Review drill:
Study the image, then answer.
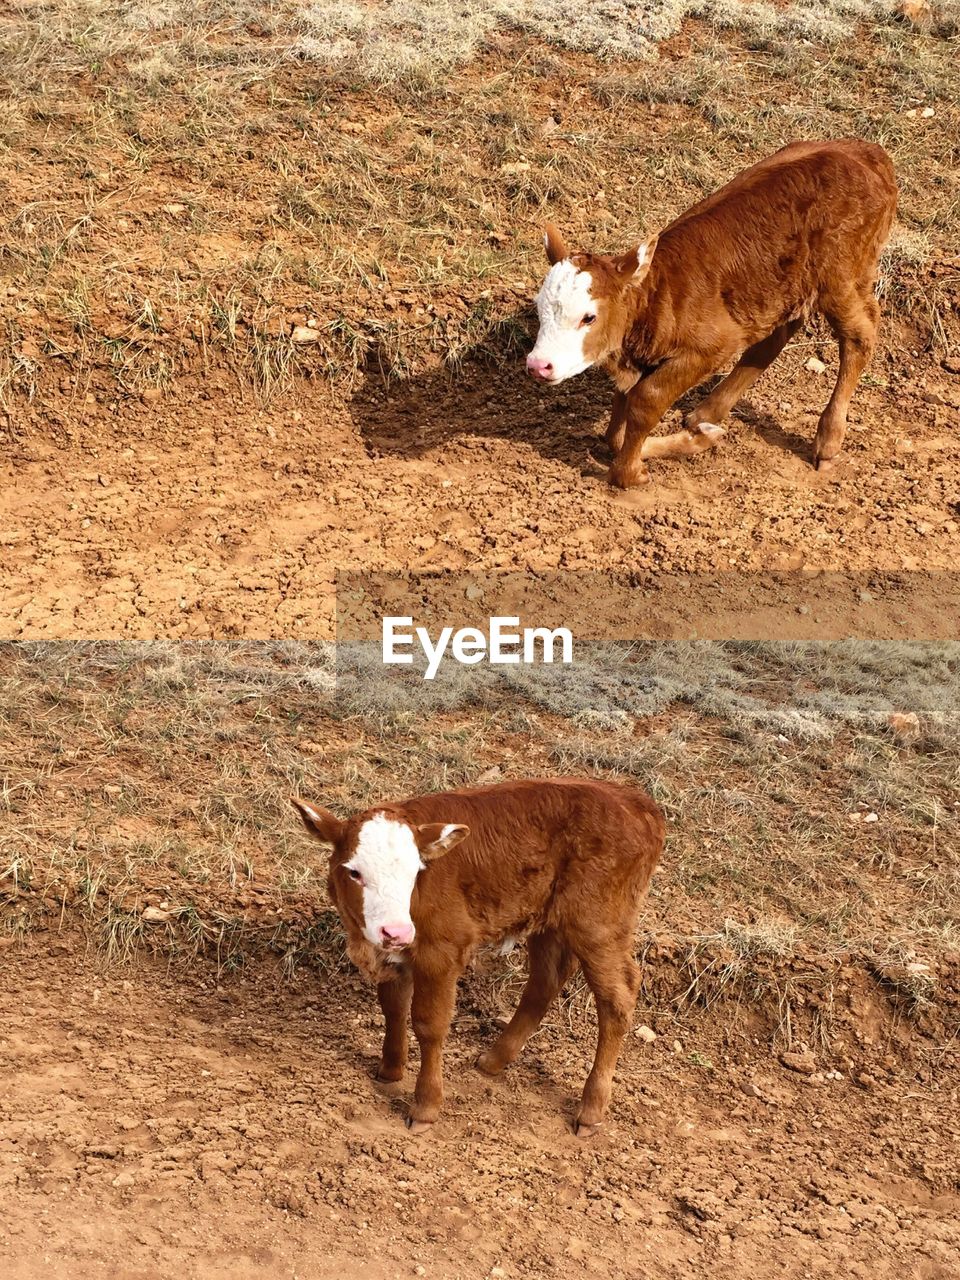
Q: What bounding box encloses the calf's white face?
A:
[347,813,424,950]
[527,260,598,384]
[292,797,470,957]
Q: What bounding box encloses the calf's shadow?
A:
[348,319,811,474]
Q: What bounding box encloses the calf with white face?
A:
[291,801,466,956]
[528,140,899,487]
[292,776,663,1137]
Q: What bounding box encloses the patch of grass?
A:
[2,1,958,402]
[0,640,956,1000]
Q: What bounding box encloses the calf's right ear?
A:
[543,223,568,266]
[291,797,344,846]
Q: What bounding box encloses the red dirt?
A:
[2,938,958,1279]
[4,333,960,638]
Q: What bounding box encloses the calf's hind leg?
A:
[575,946,641,1137]
[814,289,879,470]
[686,318,803,431]
[476,930,578,1076]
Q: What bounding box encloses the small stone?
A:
[672,1040,683,1054]
[103,784,122,797]
[141,387,161,404]
[142,906,172,923]
[112,1171,136,1189]
[635,1025,656,1044]
[888,711,920,741]
[863,812,879,823]
[780,1050,817,1075]
[291,325,321,344]
[805,356,827,374]
[854,1070,876,1090]
[740,1081,763,1099]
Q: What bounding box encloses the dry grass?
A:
[1,641,957,1002]
[1,1,957,404]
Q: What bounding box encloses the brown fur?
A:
[546,139,897,487]
[293,777,664,1135]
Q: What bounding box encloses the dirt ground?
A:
[2,937,958,1280]
[4,340,960,638]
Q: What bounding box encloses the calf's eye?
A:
[347,868,362,883]
[582,313,596,326]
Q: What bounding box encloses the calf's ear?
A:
[614,233,659,283]
[291,797,345,846]
[415,823,470,861]
[543,222,568,266]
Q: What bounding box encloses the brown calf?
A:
[292,777,663,1135]
[527,139,897,488]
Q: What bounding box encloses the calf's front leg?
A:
[605,390,628,454]
[610,354,718,489]
[376,968,413,1082]
[408,963,460,1133]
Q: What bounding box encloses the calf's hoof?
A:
[405,1115,435,1135]
[574,1119,601,1140]
[608,460,650,490]
[678,421,726,455]
[377,1062,405,1083]
[813,421,842,472]
[475,1048,506,1076]
[689,422,725,452]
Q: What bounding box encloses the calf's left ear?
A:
[415,823,470,860]
[614,234,659,283]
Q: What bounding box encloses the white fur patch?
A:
[348,813,424,948]
[530,261,596,382]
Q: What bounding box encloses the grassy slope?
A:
[2,642,957,1017]
[1,1,958,406]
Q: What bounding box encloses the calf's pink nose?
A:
[526,354,553,380]
[380,922,414,947]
